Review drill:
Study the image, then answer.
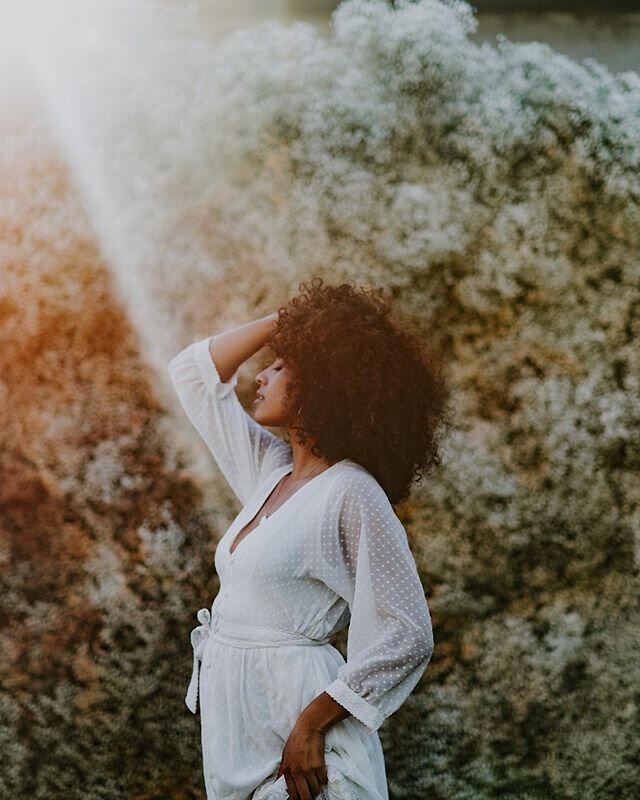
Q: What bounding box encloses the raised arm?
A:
[167,313,293,506]
[205,312,279,384]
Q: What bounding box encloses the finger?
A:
[293,773,313,800]
[316,766,329,788]
[283,774,298,800]
[306,772,322,798]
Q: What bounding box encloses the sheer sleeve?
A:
[319,471,435,735]
[167,335,292,506]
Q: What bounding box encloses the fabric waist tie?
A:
[185,607,332,714]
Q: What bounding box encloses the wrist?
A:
[263,312,278,334]
[296,713,327,735]
[297,692,350,735]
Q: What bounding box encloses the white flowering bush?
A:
[1,0,638,797]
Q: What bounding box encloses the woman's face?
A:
[252,356,293,428]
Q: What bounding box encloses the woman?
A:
[168,278,452,800]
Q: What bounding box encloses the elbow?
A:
[167,354,180,377]
[415,628,435,664]
[168,350,188,384]
[167,361,180,390]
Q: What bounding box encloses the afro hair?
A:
[267,277,453,506]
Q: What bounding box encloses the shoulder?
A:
[326,461,408,559]
[329,460,396,518]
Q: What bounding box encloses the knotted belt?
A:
[185,607,332,714]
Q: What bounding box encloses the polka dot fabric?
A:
[168,336,435,800]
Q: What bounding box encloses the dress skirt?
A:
[190,608,389,800]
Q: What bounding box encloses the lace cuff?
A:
[324,678,385,735]
[192,337,238,399]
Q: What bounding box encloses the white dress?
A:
[167,336,435,800]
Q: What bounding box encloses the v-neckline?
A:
[228,458,349,557]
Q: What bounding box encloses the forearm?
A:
[208,312,278,384]
[297,691,351,735]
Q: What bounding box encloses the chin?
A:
[253,406,270,424]
[254,407,283,428]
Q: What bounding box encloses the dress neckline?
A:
[228,458,350,557]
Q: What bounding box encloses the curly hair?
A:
[267,277,454,506]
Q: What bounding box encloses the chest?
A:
[220,505,334,591]
[219,462,349,573]
[233,490,280,550]
[229,511,268,555]
[228,475,293,555]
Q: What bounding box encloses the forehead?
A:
[267,346,283,361]
[261,349,283,366]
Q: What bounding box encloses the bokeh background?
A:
[1,1,639,798]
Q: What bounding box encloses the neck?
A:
[287,440,334,480]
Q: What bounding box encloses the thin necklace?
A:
[262,460,330,520]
